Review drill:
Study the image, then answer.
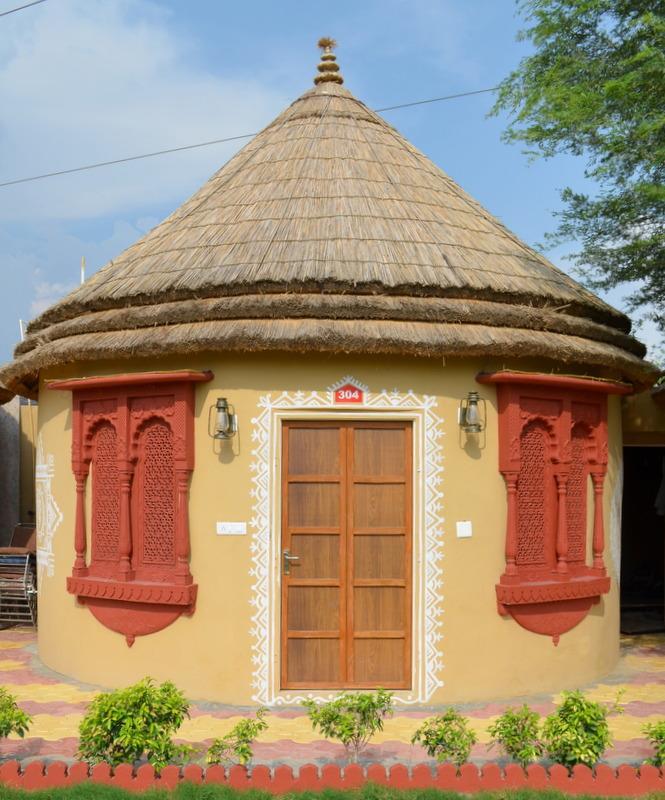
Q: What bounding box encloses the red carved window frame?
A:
[49,371,213,646]
[477,372,631,643]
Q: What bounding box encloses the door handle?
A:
[283,548,300,575]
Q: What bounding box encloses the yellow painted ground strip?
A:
[3,633,665,746]
[0,659,29,670]
[19,711,664,745]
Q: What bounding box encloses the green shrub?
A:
[302,689,394,762]
[644,719,665,766]
[78,677,190,769]
[0,687,31,739]
[541,689,620,768]
[207,708,268,766]
[411,708,477,767]
[487,704,543,768]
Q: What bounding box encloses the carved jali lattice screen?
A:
[136,421,176,568]
[90,423,120,562]
[566,425,589,564]
[516,422,550,568]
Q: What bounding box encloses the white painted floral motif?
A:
[35,434,63,584]
[249,377,445,705]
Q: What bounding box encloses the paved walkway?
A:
[0,628,663,767]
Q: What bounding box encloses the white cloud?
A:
[30,278,77,318]
[0,0,289,221]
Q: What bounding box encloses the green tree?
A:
[493,1,665,337]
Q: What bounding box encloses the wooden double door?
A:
[281,420,412,689]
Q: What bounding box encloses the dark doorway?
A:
[621,447,665,633]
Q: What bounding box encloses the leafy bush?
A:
[207,708,268,766]
[0,687,31,739]
[303,689,394,762]
[644,720,665,767]
[411,708,477,767]
[78,677,190,769]
[542,690,621,768]
[487,704,543,768]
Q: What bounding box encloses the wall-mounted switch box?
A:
[216,521,247,536]
[456,520,472,539]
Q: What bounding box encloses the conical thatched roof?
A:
[2,42,657,396]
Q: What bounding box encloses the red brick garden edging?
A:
[1,761,665,795]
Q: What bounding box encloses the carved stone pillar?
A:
[591,471,606,573]
[555,472,569,574]
[118,465,134,579]
[503,471,519,576]
[73,466,89,576]
[175,468,192,584]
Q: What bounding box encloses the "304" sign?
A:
[333,383,364,404]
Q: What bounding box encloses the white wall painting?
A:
[35,434,63,584]
[249,377,445,705]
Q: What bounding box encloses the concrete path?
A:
[1,628,663,767]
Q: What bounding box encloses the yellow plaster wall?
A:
[36,353,621,705]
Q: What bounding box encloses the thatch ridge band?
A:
[1,317,657,397]
[16,294,645,360]
[26,282,632,335]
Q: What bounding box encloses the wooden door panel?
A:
[353,639,404,683]
[354,535,405,579]
[282,420,411,689]
[288,427,341,475]
[288,483,340,528]
[288,639,341,683]
[353,484,406,529]
[287,587,340,630]
[290,534,340,579]
[354,428,406,475]
[354,587,406,631]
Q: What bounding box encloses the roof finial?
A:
[315,37,343,85]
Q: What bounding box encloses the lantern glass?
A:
[460,391,484,434]
[214,397,236,439]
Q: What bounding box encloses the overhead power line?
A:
[0,0,47,18]
[374,86,498,113]
[0,86,499,189]
[0,133,264,188]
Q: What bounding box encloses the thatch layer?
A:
[3,318,656,396]
[16,294,645,358]
[3,78,655,392]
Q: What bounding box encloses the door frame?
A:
[280,419,414,691]
[248,385,445,706]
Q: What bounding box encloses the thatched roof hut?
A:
[28,41,657,706]
[1,41,656,396]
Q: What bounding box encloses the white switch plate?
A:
[216,521,247,536]
[456,520,472,539]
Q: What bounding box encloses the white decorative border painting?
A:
[35,433,63,585]
[249,377,445,705]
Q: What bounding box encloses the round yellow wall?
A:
[35,352,621,705]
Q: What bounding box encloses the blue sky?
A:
[0,0,656,363]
